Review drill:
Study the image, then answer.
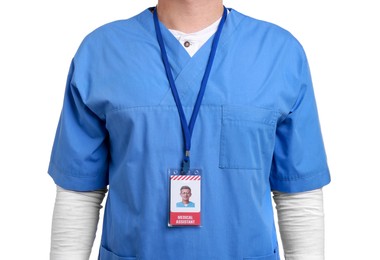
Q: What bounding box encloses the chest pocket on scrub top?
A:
[219,106,277,170]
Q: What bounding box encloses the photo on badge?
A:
[168,169,201,227]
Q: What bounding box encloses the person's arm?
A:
[273,188,325,260]
[50,185,107,260]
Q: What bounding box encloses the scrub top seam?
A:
[271,167,329,182]
[49,160,107,178]
[218,11,248,51]
[103,104,223,118]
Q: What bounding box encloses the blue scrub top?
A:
[49,8,330,260]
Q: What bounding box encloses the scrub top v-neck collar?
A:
[136,8,244,106]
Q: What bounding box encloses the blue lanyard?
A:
[153,7,227,173]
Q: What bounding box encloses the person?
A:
[49,0,331,259]
[176,186,195,207]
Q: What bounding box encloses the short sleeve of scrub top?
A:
[269,49,330,193]
[48,57,109,191]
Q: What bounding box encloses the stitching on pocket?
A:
[243,248,278,259]
[99,245,137,260]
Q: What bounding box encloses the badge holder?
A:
[168,169,202,227]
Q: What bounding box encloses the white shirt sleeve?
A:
[273,188,325,260]
[50,185,107,260]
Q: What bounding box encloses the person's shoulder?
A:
[72,8,152,59]
[231,8,303,50]
[231,9,293,37]
[78,9,151,48]
[90,11,146,38]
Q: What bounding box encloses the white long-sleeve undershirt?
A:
[50,186,107,260]
[273,189,325,260]
[168,16,221,57]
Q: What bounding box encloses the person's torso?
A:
[73,8,303,260]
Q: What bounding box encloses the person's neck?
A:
[156,0,224,33]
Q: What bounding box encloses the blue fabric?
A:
[176,201,195,208]
[48,8,330,260]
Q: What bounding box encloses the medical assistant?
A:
[49,8,330,260]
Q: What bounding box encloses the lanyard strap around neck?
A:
[153,7,227,173]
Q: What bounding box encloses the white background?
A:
[0,0,379,259]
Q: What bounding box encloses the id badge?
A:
[168,169,202,227]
